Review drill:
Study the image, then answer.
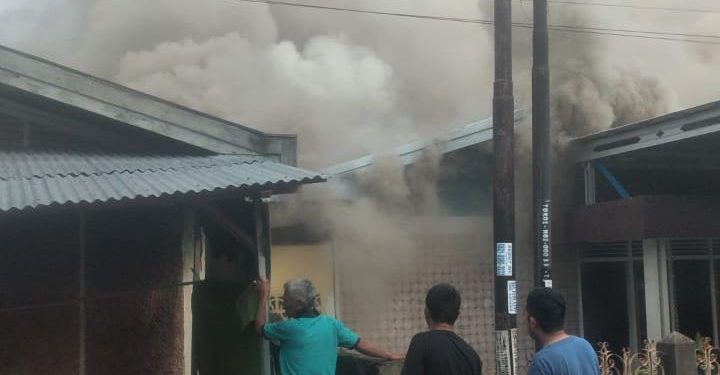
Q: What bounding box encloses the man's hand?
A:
[356,339,404,362]
[256,278,271,298]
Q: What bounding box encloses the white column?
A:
[255,201,271,375]
[643,238,672,340]
[583,162,596,206]
[182,209,196,375]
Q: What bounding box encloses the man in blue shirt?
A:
[255,278,402,375]
[526,288,599,375]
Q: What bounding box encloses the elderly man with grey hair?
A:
[255,278,401,375]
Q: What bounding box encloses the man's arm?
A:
[355,339,404,361]
[527,357,550,375]
[254,278,271,337]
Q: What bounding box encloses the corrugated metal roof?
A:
[322,110,526,176]
[570,100,720,162]
[0,151,324,212]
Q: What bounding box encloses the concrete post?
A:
[644,238,672,341]
[657,332,696,375]
[182,209,196,375]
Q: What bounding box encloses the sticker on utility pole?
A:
[496,243,513,276]
[495,330,511,375]
[544,279,553,288]
[541,200,552,282]
[510,328,519,375]
[507,280,517,315]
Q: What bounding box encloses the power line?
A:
[547,24,720,40]
[537,0,720,15]
[547,26,720,45]
[235,0,720,45]
[237,0,495,25]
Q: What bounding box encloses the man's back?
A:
[528,336,599,375]
[401,330,482,375]
[263,315,360,375]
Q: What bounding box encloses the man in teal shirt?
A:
[255,278,401,375]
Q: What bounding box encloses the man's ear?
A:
[528,316,538,329]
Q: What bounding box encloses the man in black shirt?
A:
[401,283,483,375]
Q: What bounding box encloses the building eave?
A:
[322,110,526,176]
[570,100,720,163]
[0,45,298,165]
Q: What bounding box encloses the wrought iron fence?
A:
[597,341,663,375]
[697,338,720,375]
[597,337,720,375]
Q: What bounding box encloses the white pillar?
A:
[643,238,672,340]
[182,209,196,375]
[583,162,596,206]
[255,201,271,375]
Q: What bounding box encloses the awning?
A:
[0,150,324,212]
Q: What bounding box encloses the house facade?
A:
[565,100,720,352]
[269,113,543,374]
[0,45,323,375]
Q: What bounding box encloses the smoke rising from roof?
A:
[1,0,717,164]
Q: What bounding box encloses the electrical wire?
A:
[234,0,720,45]
[538,0,720,15]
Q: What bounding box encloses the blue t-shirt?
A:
[263,315,360,375]
[528,336,599,375]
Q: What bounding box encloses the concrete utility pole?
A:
[492,0,517,373]
[532,0,552,289]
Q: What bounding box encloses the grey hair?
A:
[283,278,318,311]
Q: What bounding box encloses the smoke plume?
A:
[544,8,679,142]
[2,0,716,161]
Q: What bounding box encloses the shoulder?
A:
[324,315,350,329]
[408,331,435,349]
[264,318,299,334]
[410,331,436,343]
[266,319,293,328]
[320,315,342,324]
[326,316,358,335]
[263,319,299,341]
[542,336,597,360]
[569,336,597,351]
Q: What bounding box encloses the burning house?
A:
[269,111,541,374]
[0,45,324,375]
[270,99,720,373]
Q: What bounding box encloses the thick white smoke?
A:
[115,32,405,167]
[0,0,497,167]
[2,0,716,164]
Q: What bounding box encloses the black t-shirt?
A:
[401,330,483,375]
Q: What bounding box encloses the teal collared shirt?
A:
[263,315,360,375]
